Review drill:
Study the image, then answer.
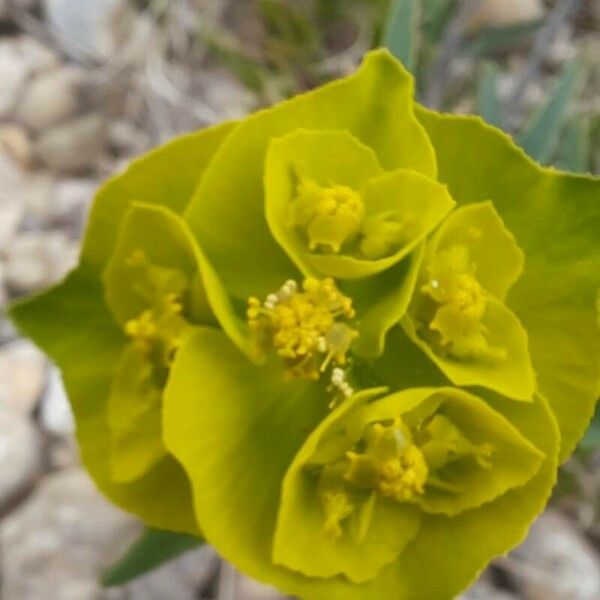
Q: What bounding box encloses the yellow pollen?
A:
[344,418,428,503]
[125,291,189,368]
[288,180,365,253]
[247,278,357,380]
[420,243,504,361]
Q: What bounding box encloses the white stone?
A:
[460,576,518,599]
[0,147,55,227]
[40,366,75,435]
[0,124,34,169]
[17,67,81,131]
[0,198,24,253]
[0,468,140,600]
[51,177,96,229]
[0,36,59,118]
[0,401,42,512]
[35,113,106,174]
[508,510,600,600]
[470,0,545,30]
[0,338,47,415]
[44,0,135,61]
[0,41,29,118]
[236,572,288,600]
[4,230,78,293]
[0,261,6,308]
[106,546,220,600]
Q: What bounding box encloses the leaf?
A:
[9,271,198,534]
[402,202,534,402]
[555,117,591,173]
[184,49,436,302]
[416,106,600,460]
[273,390,421,584]
[265,129,453,280]
[579,405,600,451]
[102,527,203,587]
[465,19,543,58]
[164,324,559,599]
[518,60,585,164]
[382,0,422,72]
[80,120,236,276]
[422,0,453,45]
[476,63,505,129]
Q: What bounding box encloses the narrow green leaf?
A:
[465,19,543,57]
[555,117,591,173]
[579,405,600,451]
[101,527,203,587]
[422,0,453,44]
[518,60,584,164]
[383,0,422,72]
[476,63,505,129]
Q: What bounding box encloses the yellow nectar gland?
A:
[288,180,365,254]
[123,250,190,369]
[247,278,357,381]
[421,243,505,361]
[344,419,428,503]
[321,491,355,539]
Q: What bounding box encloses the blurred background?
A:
[0,0,598,598]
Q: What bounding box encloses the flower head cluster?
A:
[10,50,600,600]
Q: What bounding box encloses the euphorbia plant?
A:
[10,50,600,599]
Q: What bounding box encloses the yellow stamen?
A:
[344,418,428,503]
[247,278,357,381]
[288,180,365,254]
[420,243,504,361]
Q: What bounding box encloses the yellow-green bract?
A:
[10,49,600,600]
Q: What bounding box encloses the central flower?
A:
[247,277,358,381]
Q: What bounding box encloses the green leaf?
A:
[518,60,584,164]
[164,324,559,599]
[555,117,591,173]
[416,106,600,460]
[103,203,249,354]
[476,63,505,129]
[402,202,534,402]
[9,271,198,533]
[579,404,600,451]
[80,120,236,277]
[102,527,203,587]
[107,346,167,483]
[383,0,422,72]
[343,387,544,515]
[265,128,453,281]
[422,0,453,45]
[184,49,436,301]
[348,246,423,358]
[465,19,543,58]
[273,390,421,584]
[163,328,332,596]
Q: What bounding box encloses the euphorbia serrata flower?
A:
[10,50,600,600]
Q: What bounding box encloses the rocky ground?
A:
[0,1,599,599]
